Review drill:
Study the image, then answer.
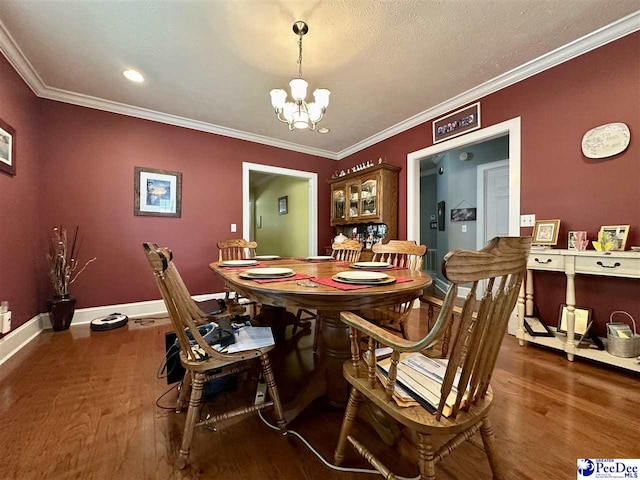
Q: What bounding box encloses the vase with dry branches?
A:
[47,226,96,331]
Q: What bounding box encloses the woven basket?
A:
[606,311,640,358]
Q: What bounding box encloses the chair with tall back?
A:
[293,239,364,352]
[333,236,531,479]
[361,240,427,338]
[143,243,286,469]
[217,238,258,315]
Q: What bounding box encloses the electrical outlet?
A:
[231,223,237,233]
[520,214,536,227]
[1,311,11,334]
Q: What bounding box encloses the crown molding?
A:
[336,11,640,159]
[1,12,637,162]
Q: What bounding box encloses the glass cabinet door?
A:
[349,184,359,219]
[360,179,377,216]
[332,186,346,222]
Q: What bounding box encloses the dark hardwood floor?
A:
[1,305,638,480]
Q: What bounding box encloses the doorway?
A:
[242,162,318,256]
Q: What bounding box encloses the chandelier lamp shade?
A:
[270,21,330,131]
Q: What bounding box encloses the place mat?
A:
[311,276,413,291]
[253,273,314,284]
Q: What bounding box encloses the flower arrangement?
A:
[47,226,96,296]
[592,230,615,252]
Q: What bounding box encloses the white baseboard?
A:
[0,292,225,366]
[0,313,49,367]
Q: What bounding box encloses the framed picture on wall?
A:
[0,116,16,176]
[278,195,288,215]
[134,166,182,217]
[437,201,445,231]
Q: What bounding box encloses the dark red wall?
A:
[0,55,48,335]
[36,102,336,310]
[340,32,640,334]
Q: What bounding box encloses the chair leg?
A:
[176,371,192,413]
[176,371,205,470]
[334,387,363,466]
[260,354,287,431]
[417,432,437,480]
[480,415,504,479]
[313,314,322,353]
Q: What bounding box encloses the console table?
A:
[515,249,640,372]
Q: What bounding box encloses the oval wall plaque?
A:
[581,122,630,159]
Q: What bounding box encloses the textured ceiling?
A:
[0,1,638,158]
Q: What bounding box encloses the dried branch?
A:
[47,226,96,296]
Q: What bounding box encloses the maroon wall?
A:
[340,33,640,334]
[36,102,337,311]
[0,56,48,336]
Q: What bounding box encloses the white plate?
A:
[352,261,391,269]
[305,256,334,261]
[631,246,640,251]
[239,271,296,280]
[242,268,294,277]
[332,274,396,286]
[254,255,281,260]
[336,271,389,281]
[221,259,258,267]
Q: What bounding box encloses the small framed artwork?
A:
[599,225,630,251]
[437,201,446,231]
[134,166,182,217]
[433,102,481,144]
[451,208,477,222]
[532,219,561,246]
[568,231,588,251]
[523,316,554,337]
[557,304,592,339]
[0,116,16,176]
[278,195,288,215]
[430,221,437,229]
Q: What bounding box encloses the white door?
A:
[477,160,509,249]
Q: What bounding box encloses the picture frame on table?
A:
[523,316,554,337]
[599,225,630,251]
[557,304,592,339]
[532,219,561,246]
[134,166,182,217]
[568,231,588,251]
[278,195,288,215]
[0,116,16,176]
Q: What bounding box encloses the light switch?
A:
[520,214,536,227]
[231,223,237,232]
[462,225,467,233]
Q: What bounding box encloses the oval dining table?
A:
[209,258,432,422]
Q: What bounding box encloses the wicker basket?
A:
[606,311,640,358]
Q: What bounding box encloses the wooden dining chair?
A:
[143,243,286,469]
[293,240,364,352]
[361,240,427,338]
[334,236,531,479]
[217,238,258,316]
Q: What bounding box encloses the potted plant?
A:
[47,226,96,331]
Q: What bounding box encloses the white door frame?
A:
[477,159,510,250]
[407,117,521,242]
[242,162,318,255]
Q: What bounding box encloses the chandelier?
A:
[269,21,330,131]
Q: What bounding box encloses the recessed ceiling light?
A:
[123,69,145,83]
[318,127,330,134]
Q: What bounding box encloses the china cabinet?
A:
[329,164,400,255]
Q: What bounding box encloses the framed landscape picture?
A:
[134,166,182,217]
[0,116,16,176]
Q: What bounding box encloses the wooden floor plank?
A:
[1,307,638,479]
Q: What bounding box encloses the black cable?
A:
[155,383,179,410]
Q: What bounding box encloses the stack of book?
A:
[375,350,466,417]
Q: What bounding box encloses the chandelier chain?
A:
[297,35,303,78]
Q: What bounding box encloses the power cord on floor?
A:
[257,409,419,480]
[155,383,179,410]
